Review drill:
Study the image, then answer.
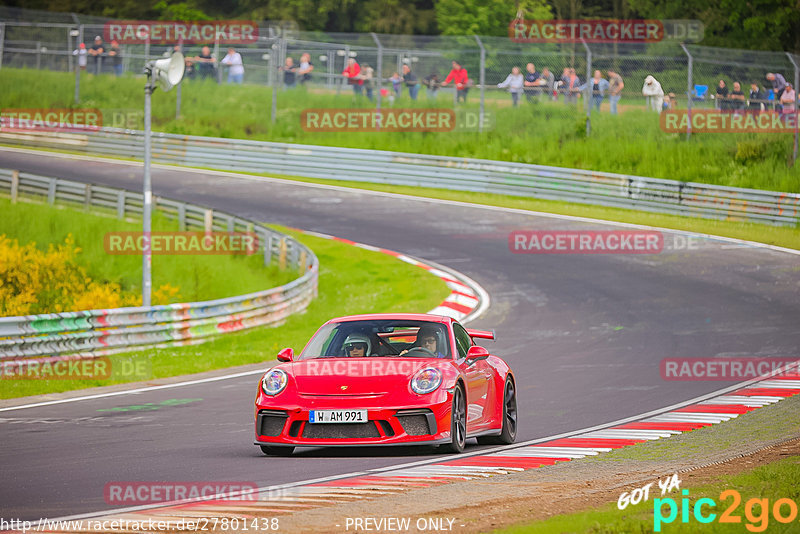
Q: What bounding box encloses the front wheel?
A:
[260,445,294,456]
[441,384,466,453]
[477,377,517,445]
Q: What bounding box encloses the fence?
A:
[1,13,797,150]
[0,168,319,359]
[1,128,797,227]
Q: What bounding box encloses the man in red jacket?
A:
[441,60,469,103]
[343,58,363,96]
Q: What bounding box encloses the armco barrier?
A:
[0,168,318,359]
[1,128,799,226]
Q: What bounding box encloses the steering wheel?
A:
[402,347,437,358]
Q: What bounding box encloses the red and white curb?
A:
[291,228,489,324]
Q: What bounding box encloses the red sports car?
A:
[254,313,517,455]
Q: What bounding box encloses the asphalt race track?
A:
[2,149,799,521]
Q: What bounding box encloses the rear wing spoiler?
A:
[466,328,495,341]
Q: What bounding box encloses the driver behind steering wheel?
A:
[400,326,446,358]
[343,333,371,357]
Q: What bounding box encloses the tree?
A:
[435,0,552,36]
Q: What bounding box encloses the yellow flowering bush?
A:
[0,234,181,316]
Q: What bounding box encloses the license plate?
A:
[309,410,367,423]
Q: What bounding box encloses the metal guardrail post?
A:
[786,52,799,166]
[83,183,91,209]
[681,44,693,140]
[204,209,214,233]
[278,237,287,270]
[178,203,186,230]
[371,33,383,124]
[117,190,125,218]
[10,170,19,203]
[47,178,56,205]
[474,35,486,133]
[581,39,591,137]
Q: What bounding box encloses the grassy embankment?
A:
[1,67,798,193]
[0,198,450,399]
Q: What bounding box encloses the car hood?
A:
[290,358,435,396]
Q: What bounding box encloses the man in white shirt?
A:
[221,47,244,84]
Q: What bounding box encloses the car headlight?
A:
[411,367,442,394]
[262,369,288,396]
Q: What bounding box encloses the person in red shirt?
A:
[441,60,469,103]
[343,58,363,96]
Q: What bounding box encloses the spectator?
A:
[72,43,87,71]
[779,83,796,115]
[441,60,469,103]
[664,93,677,110]
[562,68,581,104]
[108,40,123,76]
[402,64,420,100]
[389,72,403,98]
[581,70,609,111]
[297,53,314,84]
[281,57,297,88]
[360,63,375,100]
[221,47,244,84]
[523,62,541,102]
[748,82,766,112]
[88,36,105,75]
[729,81,746,111]
[194,46,216,81]
[715,79,729,110]
[642,75,664,112]
[766,72,787,110]
[423,73,440,100]
[498,66,524,107]
[536,67,555,100]
[342,58,363,96]
[608,70,624,114]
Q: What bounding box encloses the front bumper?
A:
[254,397,452,447]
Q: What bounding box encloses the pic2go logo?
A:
[654,489,800,532]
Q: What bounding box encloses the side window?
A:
[453,323,472,360]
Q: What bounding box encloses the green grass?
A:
[0,197,293,303]
[0,228,451,399]
[1,67,798,193]
[499,455,800,533]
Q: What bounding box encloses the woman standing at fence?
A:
[498,66,524,107]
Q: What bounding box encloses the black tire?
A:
[260,445,295,456]
[477,377,517,445]
[441,384,466,453]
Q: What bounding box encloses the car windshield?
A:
[299,319,451,360]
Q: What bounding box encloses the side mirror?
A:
[466,345,489,361]
[277,347,294,362]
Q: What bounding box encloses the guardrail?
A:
[1,128,798,226]
[0,168,318,359]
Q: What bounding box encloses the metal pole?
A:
[787,52,799,165]
[67,27,73,72]
[74,25,83,103]
[581,40,591,136]
[271,39,279,124]
[0,23,5,71]
[214,36,221,84]
[143,82,153,307]
[371,33,382,123]
[474,35,486,133]
[681,44,693,140]
[175,42,182,120]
